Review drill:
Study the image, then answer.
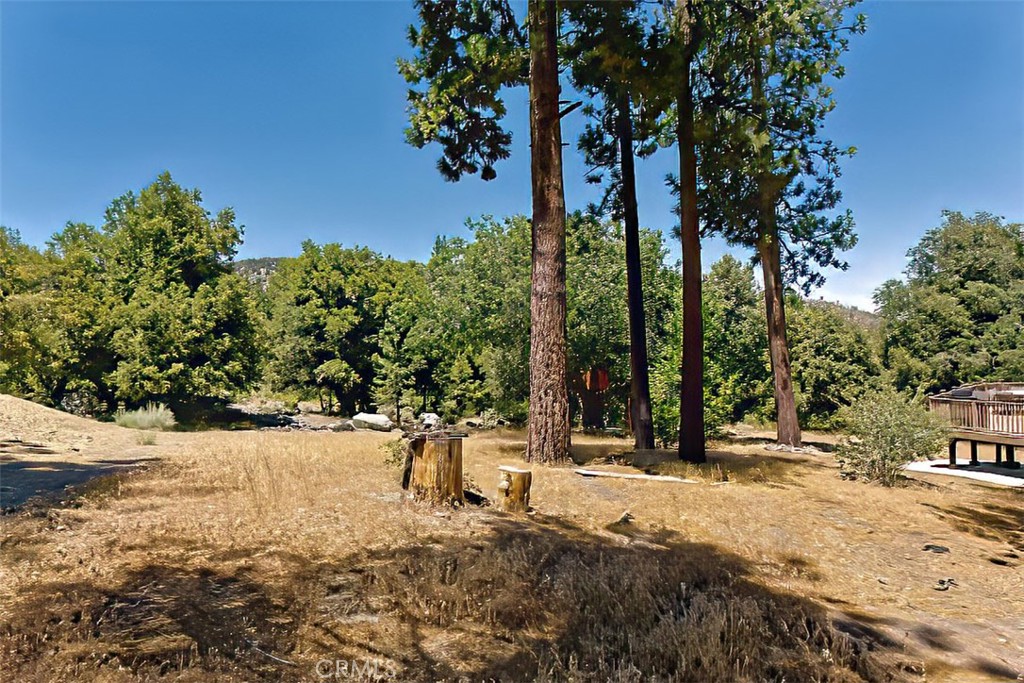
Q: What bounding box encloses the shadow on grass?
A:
[922,499,1024,553]
[0,458,153,510]
[627,448,823,486]
[720,432,838,453]
[492,439,634,467]
[1,509,948,683]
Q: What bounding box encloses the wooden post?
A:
[970,440,979,466]
[948,439,957,467]
[497,466,532,513]
[409,435,465,506]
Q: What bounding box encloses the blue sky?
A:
[2,1,1022,311]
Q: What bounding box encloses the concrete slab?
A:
[904,459,1024,488]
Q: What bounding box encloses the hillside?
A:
[0,394,127,453]
[807,297,881,329]
[233,257,285,290]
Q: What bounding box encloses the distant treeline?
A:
[1,174,1021,441]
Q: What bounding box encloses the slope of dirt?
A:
[0,395,173,509]
[0,394,128,454]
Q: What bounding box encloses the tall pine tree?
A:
[699,0,865,446]
[400,0,571,462]
[565,0,657,450]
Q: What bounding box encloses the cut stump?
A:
[497,465,532,513]
[409,435,465,506]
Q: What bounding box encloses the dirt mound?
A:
[0,394,124,454]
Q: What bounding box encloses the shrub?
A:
[379,437,407,469]
[835,387,946,485]
[114,402,177,431]
[59,380,104,417]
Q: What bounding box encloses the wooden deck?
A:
[928,383,1024,468]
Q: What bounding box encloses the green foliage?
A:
[877,211,1024,393]
[104,173,241,296]
[101,174,263,405]
[412,213,677,426]
[835,388,946,486]
[371,261,430,424]
[265,241,428,416]
[0,175,263,411]
[789,300,880,428]
[413,217,531,418]
[651,256,768,446]
[564,1,664,215]
[0,227,61,402]
[1,183,1015,451]
[114,402,177,431]
[399,0,527,181]
[379,437,408,469]
[702,256,772,426]
[698,0,865,292]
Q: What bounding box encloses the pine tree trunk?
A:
[616,94,655,451]
[756,228,802,447]
[676,57,706,463]
[749,31,801,448]
[526,0,571,464]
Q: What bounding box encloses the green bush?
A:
[114,402,177,431]
[835,388,946,486]
[379,437,408,469]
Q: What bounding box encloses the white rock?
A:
[352,412,394,431]
[419,412,441,427]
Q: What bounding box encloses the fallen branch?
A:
[573,469,698,484]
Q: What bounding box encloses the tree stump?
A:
[409,434,464,506]
[497,466,532,513]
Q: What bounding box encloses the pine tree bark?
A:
[526,0,571,464]
[756,225,802,447]
[676,49,706,463]
[616,94,655,451]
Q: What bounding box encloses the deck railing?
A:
[928,383,1024,438]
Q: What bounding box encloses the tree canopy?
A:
[0,173,263,411]
[877,211,1024,393]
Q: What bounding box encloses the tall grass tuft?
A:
[115,402,177,431]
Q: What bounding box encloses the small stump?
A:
[409,434,465,506]
[497,466,532,513]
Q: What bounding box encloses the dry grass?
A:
[0,418,1022,682]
